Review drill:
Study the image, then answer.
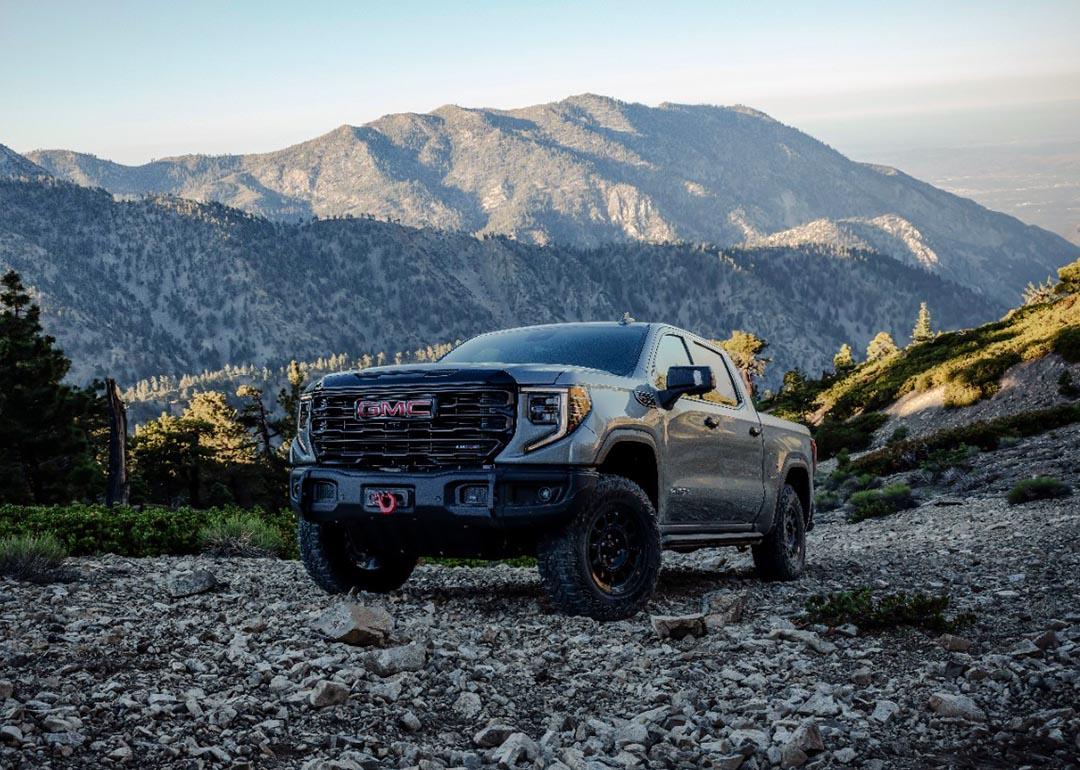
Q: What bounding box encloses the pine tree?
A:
[911,302,935,344]
[275,360,306,446]
[718,330,770,396]
[0,270,103,503]
[833,343,856,374]
[866,331,899,362]
[237,384,274,457]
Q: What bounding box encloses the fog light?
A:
[462,485,488,506]
[313,482,336,502]
[537,486,553,503]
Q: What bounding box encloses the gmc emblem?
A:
[356,398,435,419]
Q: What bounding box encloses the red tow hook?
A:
[375,491,398,515]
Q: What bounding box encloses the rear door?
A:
[685,341,766,525]
[651,333,726,525]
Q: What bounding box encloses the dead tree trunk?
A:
[105,378,129,506]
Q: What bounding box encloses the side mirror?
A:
[657,365,714,409]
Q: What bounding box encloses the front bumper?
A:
[290,464,596,529]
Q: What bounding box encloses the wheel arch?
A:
[595,430,660,511]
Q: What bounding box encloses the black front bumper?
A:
[290,464,596,530]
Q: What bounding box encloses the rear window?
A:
[441,325,649,376]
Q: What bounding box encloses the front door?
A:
[651,333,726,525]
[684,341,766,525]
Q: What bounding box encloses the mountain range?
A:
[0,175,1000,389]
[23,94,1078,305]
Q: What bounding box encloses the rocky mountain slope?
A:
[1,437,1077,768]
[20,94,1079,304]
[0,145,45,178]
[0,176,1000,388]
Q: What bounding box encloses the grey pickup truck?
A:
[290,321,815,620]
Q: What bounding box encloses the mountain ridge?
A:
[20,94,1078,304]
[0,175,1001,389]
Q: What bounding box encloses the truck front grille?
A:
[309,386,516,470]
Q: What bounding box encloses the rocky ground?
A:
[2,491,1079,769]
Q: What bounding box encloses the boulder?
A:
[936,633,972,652]
[928,692,987,722]
[365,642,426,676]
[453,691,483,720]
[769,628,836,655]
[474,723,516,748]
[871,700,900,723]
[312,602,394,646]
[309,680,349,708]
[701,591,748,628]
[492,732,539,768]
[650,613,707,639]
[166,569,217,598]
[791,721,825,755]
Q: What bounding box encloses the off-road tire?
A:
[537,474,661,621]
[752,482,806,581]
[298,517,417,593]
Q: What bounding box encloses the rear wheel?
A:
[537,474,661,620]
[752,483,806,581]
[298,518,417,594]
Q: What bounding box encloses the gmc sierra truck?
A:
[290,321,815,620]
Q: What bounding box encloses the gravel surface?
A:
[2,495,1078,769]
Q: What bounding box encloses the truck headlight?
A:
[523,386,591,451]
[294,396,313,456]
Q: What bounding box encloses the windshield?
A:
[441,325,649,376]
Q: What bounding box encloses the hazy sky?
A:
[2,0,1078,164]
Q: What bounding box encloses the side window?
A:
[651,334,692,389]
[690,342,741,407]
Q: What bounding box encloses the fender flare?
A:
[594,428,660,467]
[775,453,814,530]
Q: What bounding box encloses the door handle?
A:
[704,416,719,429]
[748,425,762,437]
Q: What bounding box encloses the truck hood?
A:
[313,362,569,390]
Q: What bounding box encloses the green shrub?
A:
[851,403,1080,477]
[198,511,287,557]
[919,443,978,476]
[848,484,915,522]
[0,505,297,559]
[805,587,970,633]
[943,351,1021,408]
[814,412,888,460]
[1059,371,1080,398]
[887,426,909,445]
[1007,477,1072,506]
[1053,326,1080,363]
[814,490,842,512]
[0,533,67,582]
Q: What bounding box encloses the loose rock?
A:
[312,602,394,646]
[650,613,707,639]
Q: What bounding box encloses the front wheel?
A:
[298,518,417,594]
[537,474,661,621]
[752,483,806,581]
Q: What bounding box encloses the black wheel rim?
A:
[783,503,803,563]
[587,504,646,595]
